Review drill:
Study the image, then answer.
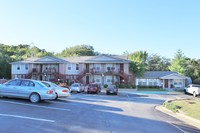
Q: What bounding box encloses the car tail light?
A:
[62,89,68,92]
[47,90,53,94]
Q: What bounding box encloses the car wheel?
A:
[184,89,187,94]
[55,93,58,100]
[193,91,197,97]
[30,93,40,103]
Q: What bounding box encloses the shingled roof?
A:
[139,71,177,79]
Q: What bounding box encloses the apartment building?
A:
[11,55,133,86]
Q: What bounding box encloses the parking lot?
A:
[0,90,200,133]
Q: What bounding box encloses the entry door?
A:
[164,80,168,88]
[86,64,89,73]
[120,64,124,71]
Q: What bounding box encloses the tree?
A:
[0,44,54,79]
[128,51,148,77]
[57,44,97,57]
[168,50,187,76]
[146,54,170,71]
[185,58,200,82]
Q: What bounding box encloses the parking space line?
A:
[0,113,55,122]
[0,100,71,111]
[167,122,186,133]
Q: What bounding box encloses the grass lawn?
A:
[164,99,200,120]
[137,88,166,91]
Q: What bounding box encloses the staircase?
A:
[76,70,86,82]
[25,72,33,79]
[53,72,65,81]
[118,70,129,84]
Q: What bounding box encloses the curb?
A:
[155,105,200,129]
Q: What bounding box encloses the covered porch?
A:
[160,73,187,89]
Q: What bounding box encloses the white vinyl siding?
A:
[94,64,101,73]
[12,64,29,74]
[66,63,79,74]
[94,75,101,84]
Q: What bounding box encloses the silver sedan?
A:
[0,79,56,103]
[41,81,70,99]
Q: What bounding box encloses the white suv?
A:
[184,84,200,97]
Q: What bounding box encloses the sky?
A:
[0,0,200,59]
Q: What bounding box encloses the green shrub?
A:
[132,85,136,88]
[193,78,200,84]
[119,84,126,88]
[126,84,131,88]
[104,84,108,88]
[163,101,178,112]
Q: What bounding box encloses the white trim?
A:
[0,113,54,123]
[160,73,187,79]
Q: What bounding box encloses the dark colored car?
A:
[106,85,118,95]
[87,83,101,94]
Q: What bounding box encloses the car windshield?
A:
[42,82,51,87]
[71,84,79,87]
[88,84,97,87]
[36,81,46,88]
[51,83,58,87]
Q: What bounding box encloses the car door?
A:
[16,80,35,98]
[0,79,22,97]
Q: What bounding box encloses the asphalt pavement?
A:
[0,90,200,133]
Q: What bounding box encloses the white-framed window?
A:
[17,65,20,70]
[76,64,79,70]
[94,64,101,73]
[95,78,101,83]
[148,79,158,86]
[25,64,28,70]
[107,66,111,71]
[138,79,147,86]
[67,64,72,70]
[111,66,115,71]
[106,64,112,71]
[106,77,112,84]
[174,79,182,85]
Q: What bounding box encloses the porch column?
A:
[162,80,165,88]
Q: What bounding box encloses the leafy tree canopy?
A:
[56,44,98,57]
[146,54,170,71]
[168,50,187,76]
[0,44,54,79]
[128,51,148,77]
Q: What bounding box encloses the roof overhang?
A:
[160,73,187,80]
